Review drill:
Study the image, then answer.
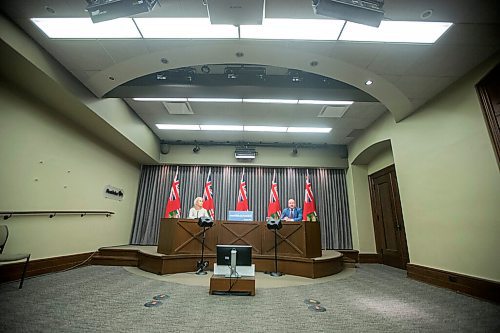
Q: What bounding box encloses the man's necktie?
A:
[290,209,294,218]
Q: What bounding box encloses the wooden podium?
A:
[157,218,321,258]
[209,275,255,296]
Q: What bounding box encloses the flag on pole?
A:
[202,168,215,219]
[303,170,318,221]
[164,167,181,218]
[236,169,249,211]
[267,170,281,219]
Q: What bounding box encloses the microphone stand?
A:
[196,226,208,275]
[270,227,283,277]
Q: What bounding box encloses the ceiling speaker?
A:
[86,0,158,23]
[160,143,170,154]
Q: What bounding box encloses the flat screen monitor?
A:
[216,245,252,267]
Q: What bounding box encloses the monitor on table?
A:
[215,245,253,277]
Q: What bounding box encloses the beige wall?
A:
[347,57,500,281]
[367,147,394,175]
[0,83,141,260]
[160,145,347,168]
[0,16,160,165]
[347,164,376,253]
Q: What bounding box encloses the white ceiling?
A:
[1,0,499,147]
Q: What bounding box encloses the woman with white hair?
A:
[188,196,209,219]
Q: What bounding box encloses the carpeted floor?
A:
[1,264,499,332]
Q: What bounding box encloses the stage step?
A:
[92,248,139,267]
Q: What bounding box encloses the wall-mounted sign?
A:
[104,185,124,201]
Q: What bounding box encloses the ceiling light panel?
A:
[339,21,453,43]
[31,18,141,38]
[134,18,238,38]
[188,98,243,103]
[156,124,200,130]
[298,100,353,105]
[134,98,187,102]
[244,126,288,132]
[287,127,332,133]
[240,19,345,40]
[199,125,243,131]
[242,99,298,104]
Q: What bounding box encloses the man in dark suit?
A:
[280,198,303,221]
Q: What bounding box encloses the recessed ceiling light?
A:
[420,9,433,20]
[45,6,55,14]
[160,58,168,64]
[365,80,373,85]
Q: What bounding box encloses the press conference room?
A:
[1,1,499,331]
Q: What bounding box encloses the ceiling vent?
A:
[206,0,265,25]
[318,105,350,118]
[162,102,194,115]
[235,146,257,159]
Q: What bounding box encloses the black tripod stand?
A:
[196,217,214,275]
[266,218,283,277]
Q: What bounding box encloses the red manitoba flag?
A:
[165,167,181,218]
[267,170,281,219]
[236,170,249,211]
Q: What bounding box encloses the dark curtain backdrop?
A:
[130,165,352,249]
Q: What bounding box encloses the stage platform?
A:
[92,245,344,279]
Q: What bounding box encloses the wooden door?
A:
[369,165,409,269]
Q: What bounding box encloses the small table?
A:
[209,274,255,296]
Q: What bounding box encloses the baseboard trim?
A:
[359,253,381,263]
[0,252,95,284]
[407,263,500,303]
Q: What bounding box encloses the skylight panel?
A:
[240,18,345,40]
[134,18,238,38]
[30,18,141,39]
[339,21,453,43]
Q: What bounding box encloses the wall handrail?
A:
[1,211,115,220]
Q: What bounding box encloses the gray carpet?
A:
[1,264,499,332]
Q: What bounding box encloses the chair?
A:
[0,225,31,289]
